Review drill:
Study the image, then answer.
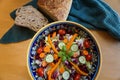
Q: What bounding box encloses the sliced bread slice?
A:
[37,0,73,21]
[15,5,48,32]
[15,13,48,32]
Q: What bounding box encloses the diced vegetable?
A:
[82,50,88,56]
[45,54,54,63]
[63,38,68,44]
[73,51,80,58]
[59,36,64,40]
[74,74,81,80]
[86,54,92,61]
[39,53,45,58]
[53,54,58,60]
[35,60,40,65]
[37,47,43,54]
[53,71,59,79]
[36,68,44,77]
[52,32,56,38]
[62,71,70,80]
[75,38,84,46]
[58,42,65,50]
[70,44,78,52]
[71,58,79,63]
[42,61,47,67]
[59,65,65,74]
[84,39,90,48]
[64,60,69,67]
[79,56,86,64]
[44,46,50,53]
[49,62,55,67]
[58,29,66,35]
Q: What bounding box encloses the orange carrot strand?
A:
[48,58,61,80]
[48,34,58,54]
[69,61,88,76]
[67,33,78,50]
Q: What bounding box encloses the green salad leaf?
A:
[58,45,74,62]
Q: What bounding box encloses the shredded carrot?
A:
[48,58,61,80]
[44,46,50,53]
[69,61,88,76]
[39,53,45,58]
[48,34,58,54]
[53,54,58,60]
[52,32,56,38]
[47,70,51,75]
[67,33,78,50]
[49,62,55,67]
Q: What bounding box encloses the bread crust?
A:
[37,0,73,21]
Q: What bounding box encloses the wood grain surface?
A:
[0,0,120,80]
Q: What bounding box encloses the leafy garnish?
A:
[62,46,67,52]
[58,46,74,62]
[58,51,64,57]
[68,51,74,57]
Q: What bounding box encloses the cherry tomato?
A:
[58,29,66,35]
[36,68,44,77]
[74,74,81,80]
[86,54,92,61]
[37,47,43,54]
[84,39,90,48]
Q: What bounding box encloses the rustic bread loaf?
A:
[37,0,73,21]
[15,5,48,32]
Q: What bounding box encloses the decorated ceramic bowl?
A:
[27,21,102,80]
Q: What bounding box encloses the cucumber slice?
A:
[79,56,86,64]
[58,42,65,50]
[45,54,54,63]
[70,44,78,52]
[62,71,70,80]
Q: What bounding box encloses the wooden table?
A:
[0,0,120,80]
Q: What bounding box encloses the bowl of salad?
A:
[27,21,102,80]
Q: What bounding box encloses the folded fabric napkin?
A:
[0,0,120,43]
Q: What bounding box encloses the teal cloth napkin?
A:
[0,0,120,43]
